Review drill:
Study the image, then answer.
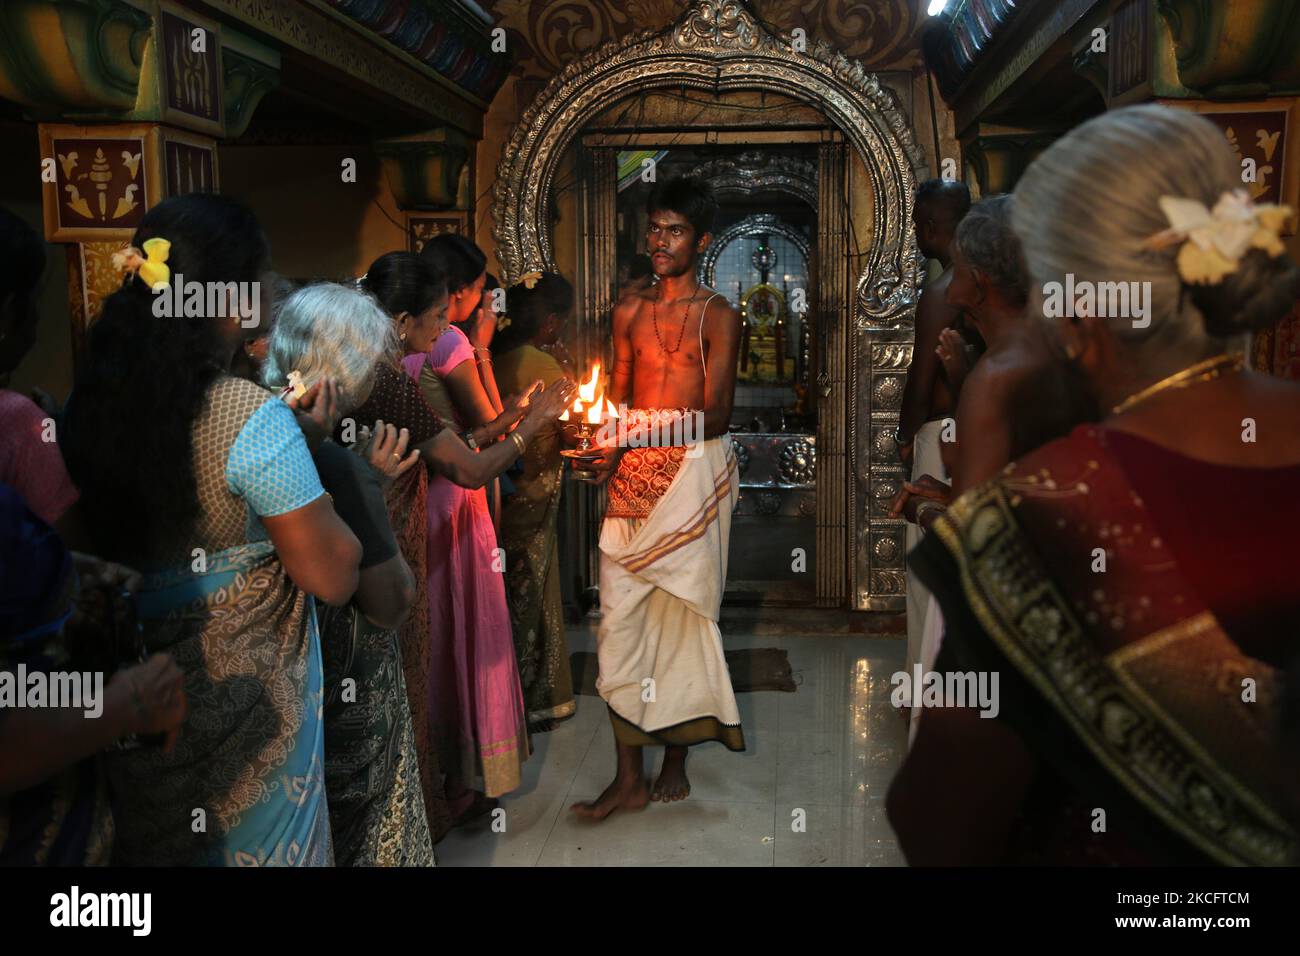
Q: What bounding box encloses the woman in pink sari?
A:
[413,236,546,818]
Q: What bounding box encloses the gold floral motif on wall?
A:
[1173,100,1300,236]
[51,140,146,234]
[488,0,922,81]
[39,125,167,243]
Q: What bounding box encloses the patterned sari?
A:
[403,327,530,797]
[319,604,433,865]
[492,344,574,730]
[345,361,454,842]
[105,377,332,866]
[314,441,433,866]
[912,425,1298,865]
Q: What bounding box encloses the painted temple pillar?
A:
[961,127,1059,198]
[374,128,476,252]
[0,0,278,361]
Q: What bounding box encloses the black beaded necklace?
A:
[652,281,697,354]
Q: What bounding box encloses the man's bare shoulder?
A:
[966,339,1042,397]
[916,271,958,328]
[617,284,657,307]
[612,287,653,327]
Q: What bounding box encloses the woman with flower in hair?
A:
[62,194,363,865]
[493,271,578,732]
[888,104,1300,866]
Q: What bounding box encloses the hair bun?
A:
[1186,247,1300,337]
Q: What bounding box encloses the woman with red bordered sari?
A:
[889,105,1300,866]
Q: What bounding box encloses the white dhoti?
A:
[596,433,744,750]
[903,418,948,707]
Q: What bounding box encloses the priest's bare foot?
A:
[571,773,649,821]
[651,746,690,802]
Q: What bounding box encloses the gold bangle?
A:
[509,430,526,455]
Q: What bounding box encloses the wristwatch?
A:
[461,429,479,451]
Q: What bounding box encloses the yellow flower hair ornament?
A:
[518,270,543,290]
[1142,189,1292,285]
[112,237,171,292]
[496,312,512,332]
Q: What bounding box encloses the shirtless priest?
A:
[572,177,744,821]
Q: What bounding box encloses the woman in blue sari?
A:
[62,194,362,865]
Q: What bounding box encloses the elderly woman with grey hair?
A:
[267,272,577,846]
[262,280,437,865]
[889,104,1300,866]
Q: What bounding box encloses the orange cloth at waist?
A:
[604,408,695,520]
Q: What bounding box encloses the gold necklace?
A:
[1110,353,1244,416]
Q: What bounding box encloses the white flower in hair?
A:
[1143,188,1291,284]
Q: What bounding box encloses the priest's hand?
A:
[576,442,624,485]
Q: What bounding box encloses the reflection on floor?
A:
[435,624,908,867]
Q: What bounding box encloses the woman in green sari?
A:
[888,105,1300,866]
[492,273,577,731]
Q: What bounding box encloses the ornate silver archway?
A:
[491,0,928,610]
[699,213,811,289]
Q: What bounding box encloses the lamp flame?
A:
[578,363,600,404]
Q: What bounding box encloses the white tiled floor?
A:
[434,624,908,867]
